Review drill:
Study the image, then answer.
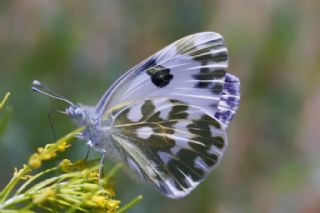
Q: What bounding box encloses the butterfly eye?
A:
[66,106,85,121]
[74,108,85,119]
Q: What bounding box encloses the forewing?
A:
[95,32,240,127]
[107,97,227,198]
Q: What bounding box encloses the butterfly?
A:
[32,32,240,199]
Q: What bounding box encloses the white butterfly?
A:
[32,32,240,199]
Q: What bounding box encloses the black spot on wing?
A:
[147,65,174,88]
[190,44,228,63]
[140,100,156,120]
[168,100,189,119]
[167,152,205,191]
[212,136,225,149]
[211,83,224,95]
[186,115,223,166]
[139,57,175,88]
[193,67,212,88]
[193,69,226,89]
[167,160,189,190]
[151,69,173,87]
[190,38,227,90]
[188,139,219,167]
[212,69,227,79]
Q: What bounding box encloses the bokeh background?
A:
[1,0,320,212]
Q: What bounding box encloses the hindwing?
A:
[106,97,227,198]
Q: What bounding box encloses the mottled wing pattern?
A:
[106,97,227,198]
[95,32,240,127]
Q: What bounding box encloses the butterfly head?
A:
[65,104,96,126]
[65,104,84,123]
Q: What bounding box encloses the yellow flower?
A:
[90,195,108,208]
[37,147,44,153]
[0,105,143,212]
[57,141,70,151]
[59,159,74,172]
[87,171,99,181]
[41,144,58,160]
[28,153,42,169]
[41,151,56,160]
[105,188,116,197]
[87,194,120,211]
[106,199,121,211]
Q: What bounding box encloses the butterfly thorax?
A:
[66,104,121,158]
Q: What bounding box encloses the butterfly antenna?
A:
[99,155,106,183]
[31,80,75,106]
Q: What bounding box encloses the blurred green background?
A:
[1,0,320,212]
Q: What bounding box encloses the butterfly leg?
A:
[84,147,91,162]
[48,110,58,141]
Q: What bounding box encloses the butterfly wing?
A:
[95,32,240,127]
[92,32,240,198]
[106,97,227,198]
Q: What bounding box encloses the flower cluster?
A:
[28,128,81,169]
[0,93,142,212]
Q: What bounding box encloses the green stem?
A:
[23,170,83,194]
[0,210,34,213]
[23,176,63,194]
[48,197,87,212]
[0,92,10,110]
[16,167,58,195]
[116,195,143,213]
[0,194,29,209]
[0,166,31,203]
